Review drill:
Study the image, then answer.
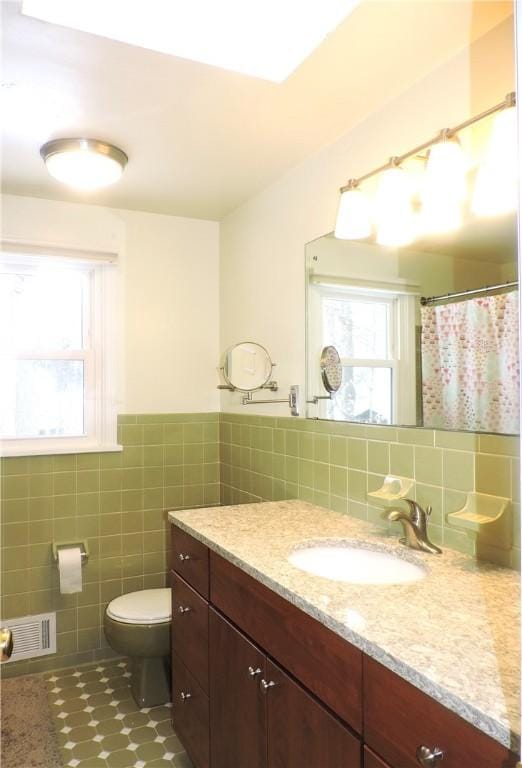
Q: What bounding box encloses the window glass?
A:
[0,359,85,438]
[322,296,389,359]
[0,268,85,353]
[326,366,392,424]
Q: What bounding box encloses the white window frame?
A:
[308,282,417,424]
[0,246,121,457]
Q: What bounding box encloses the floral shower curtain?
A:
[421,291,520,433]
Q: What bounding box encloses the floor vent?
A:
[3,612,56,662]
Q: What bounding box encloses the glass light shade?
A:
[375,166,416,247]
[41,139,127,190]
[420,137,466,234]
[334,188,372,240]
[472,106,517,217]
[423,138,467,202]
[45,150,122,190]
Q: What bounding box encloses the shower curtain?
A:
[421,290,520,433]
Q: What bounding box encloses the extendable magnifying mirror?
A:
[221,341,275,393]
[308,345,343,404]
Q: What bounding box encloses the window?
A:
[0,247,119,456]
[309,284,416,424]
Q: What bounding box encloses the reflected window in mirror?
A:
[309,283,416,424]
[305,210,518,436]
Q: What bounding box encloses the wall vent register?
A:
[1,612,56,662]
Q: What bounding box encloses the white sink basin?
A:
[288,541,426,585]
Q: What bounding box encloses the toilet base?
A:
[131,655,171,708]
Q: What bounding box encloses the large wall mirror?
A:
[306,209,519,435]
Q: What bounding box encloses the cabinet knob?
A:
[248,666,262,678]
[177,606,192,614]
[416,746,444,767]
[260,679,276,693]
[178,553,191,562]
[180,691,192,702]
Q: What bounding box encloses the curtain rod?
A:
[340,91,516,194]
[420,281,518,307]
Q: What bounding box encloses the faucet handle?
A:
[426,505,432,517]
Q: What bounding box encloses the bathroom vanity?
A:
[168,500,520,768]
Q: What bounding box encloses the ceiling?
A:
[1,0,513,220]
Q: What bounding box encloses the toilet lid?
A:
[107,588,171,625]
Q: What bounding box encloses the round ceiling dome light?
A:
[40,138,128,190]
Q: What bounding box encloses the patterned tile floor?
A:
[46,659,193,768]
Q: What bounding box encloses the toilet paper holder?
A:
[52,541,89,565]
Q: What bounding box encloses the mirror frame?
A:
[222,341,274,393]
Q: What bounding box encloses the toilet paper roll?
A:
[57,546,83,594]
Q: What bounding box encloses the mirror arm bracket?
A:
[242,385,300,416]
[307,394,333,404]
[218,380,279,393]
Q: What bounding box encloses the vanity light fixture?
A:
[334,91,517,242]
[375,159,416,247]
[334,180,372,240]
[472,92,517,217]
[40,138,128,190]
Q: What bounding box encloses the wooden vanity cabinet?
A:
[209,608,361,768]
[170,524,518,768]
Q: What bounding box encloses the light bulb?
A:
[472,104,517,217]
[334,186,372,240]
[375,165,416,247]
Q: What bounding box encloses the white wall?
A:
[1,193,220,414]
[220,17,515,415]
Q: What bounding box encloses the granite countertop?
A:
[168,500,520,752]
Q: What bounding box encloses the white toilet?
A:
[104,588,172,707]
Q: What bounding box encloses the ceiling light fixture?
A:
[22,0,360,84]
[333,91,517,243]
[40,138,128,190]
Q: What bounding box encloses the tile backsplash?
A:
[0,412,220,677]
[220,414,520,570]
[1,410,519,677]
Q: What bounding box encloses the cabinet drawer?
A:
[171,525,209,598]
[171,570,209,693]
[210,551,363,732]
[364,747,390,768]
[363,657,517,768]
[171,652,209,768]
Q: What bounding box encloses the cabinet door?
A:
[364,747,391,768]
[266,660,362,768]
[209,608,267,768]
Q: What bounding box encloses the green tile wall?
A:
[1,409,519,677]
[0,412,220,677]
[220,413,520,570]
